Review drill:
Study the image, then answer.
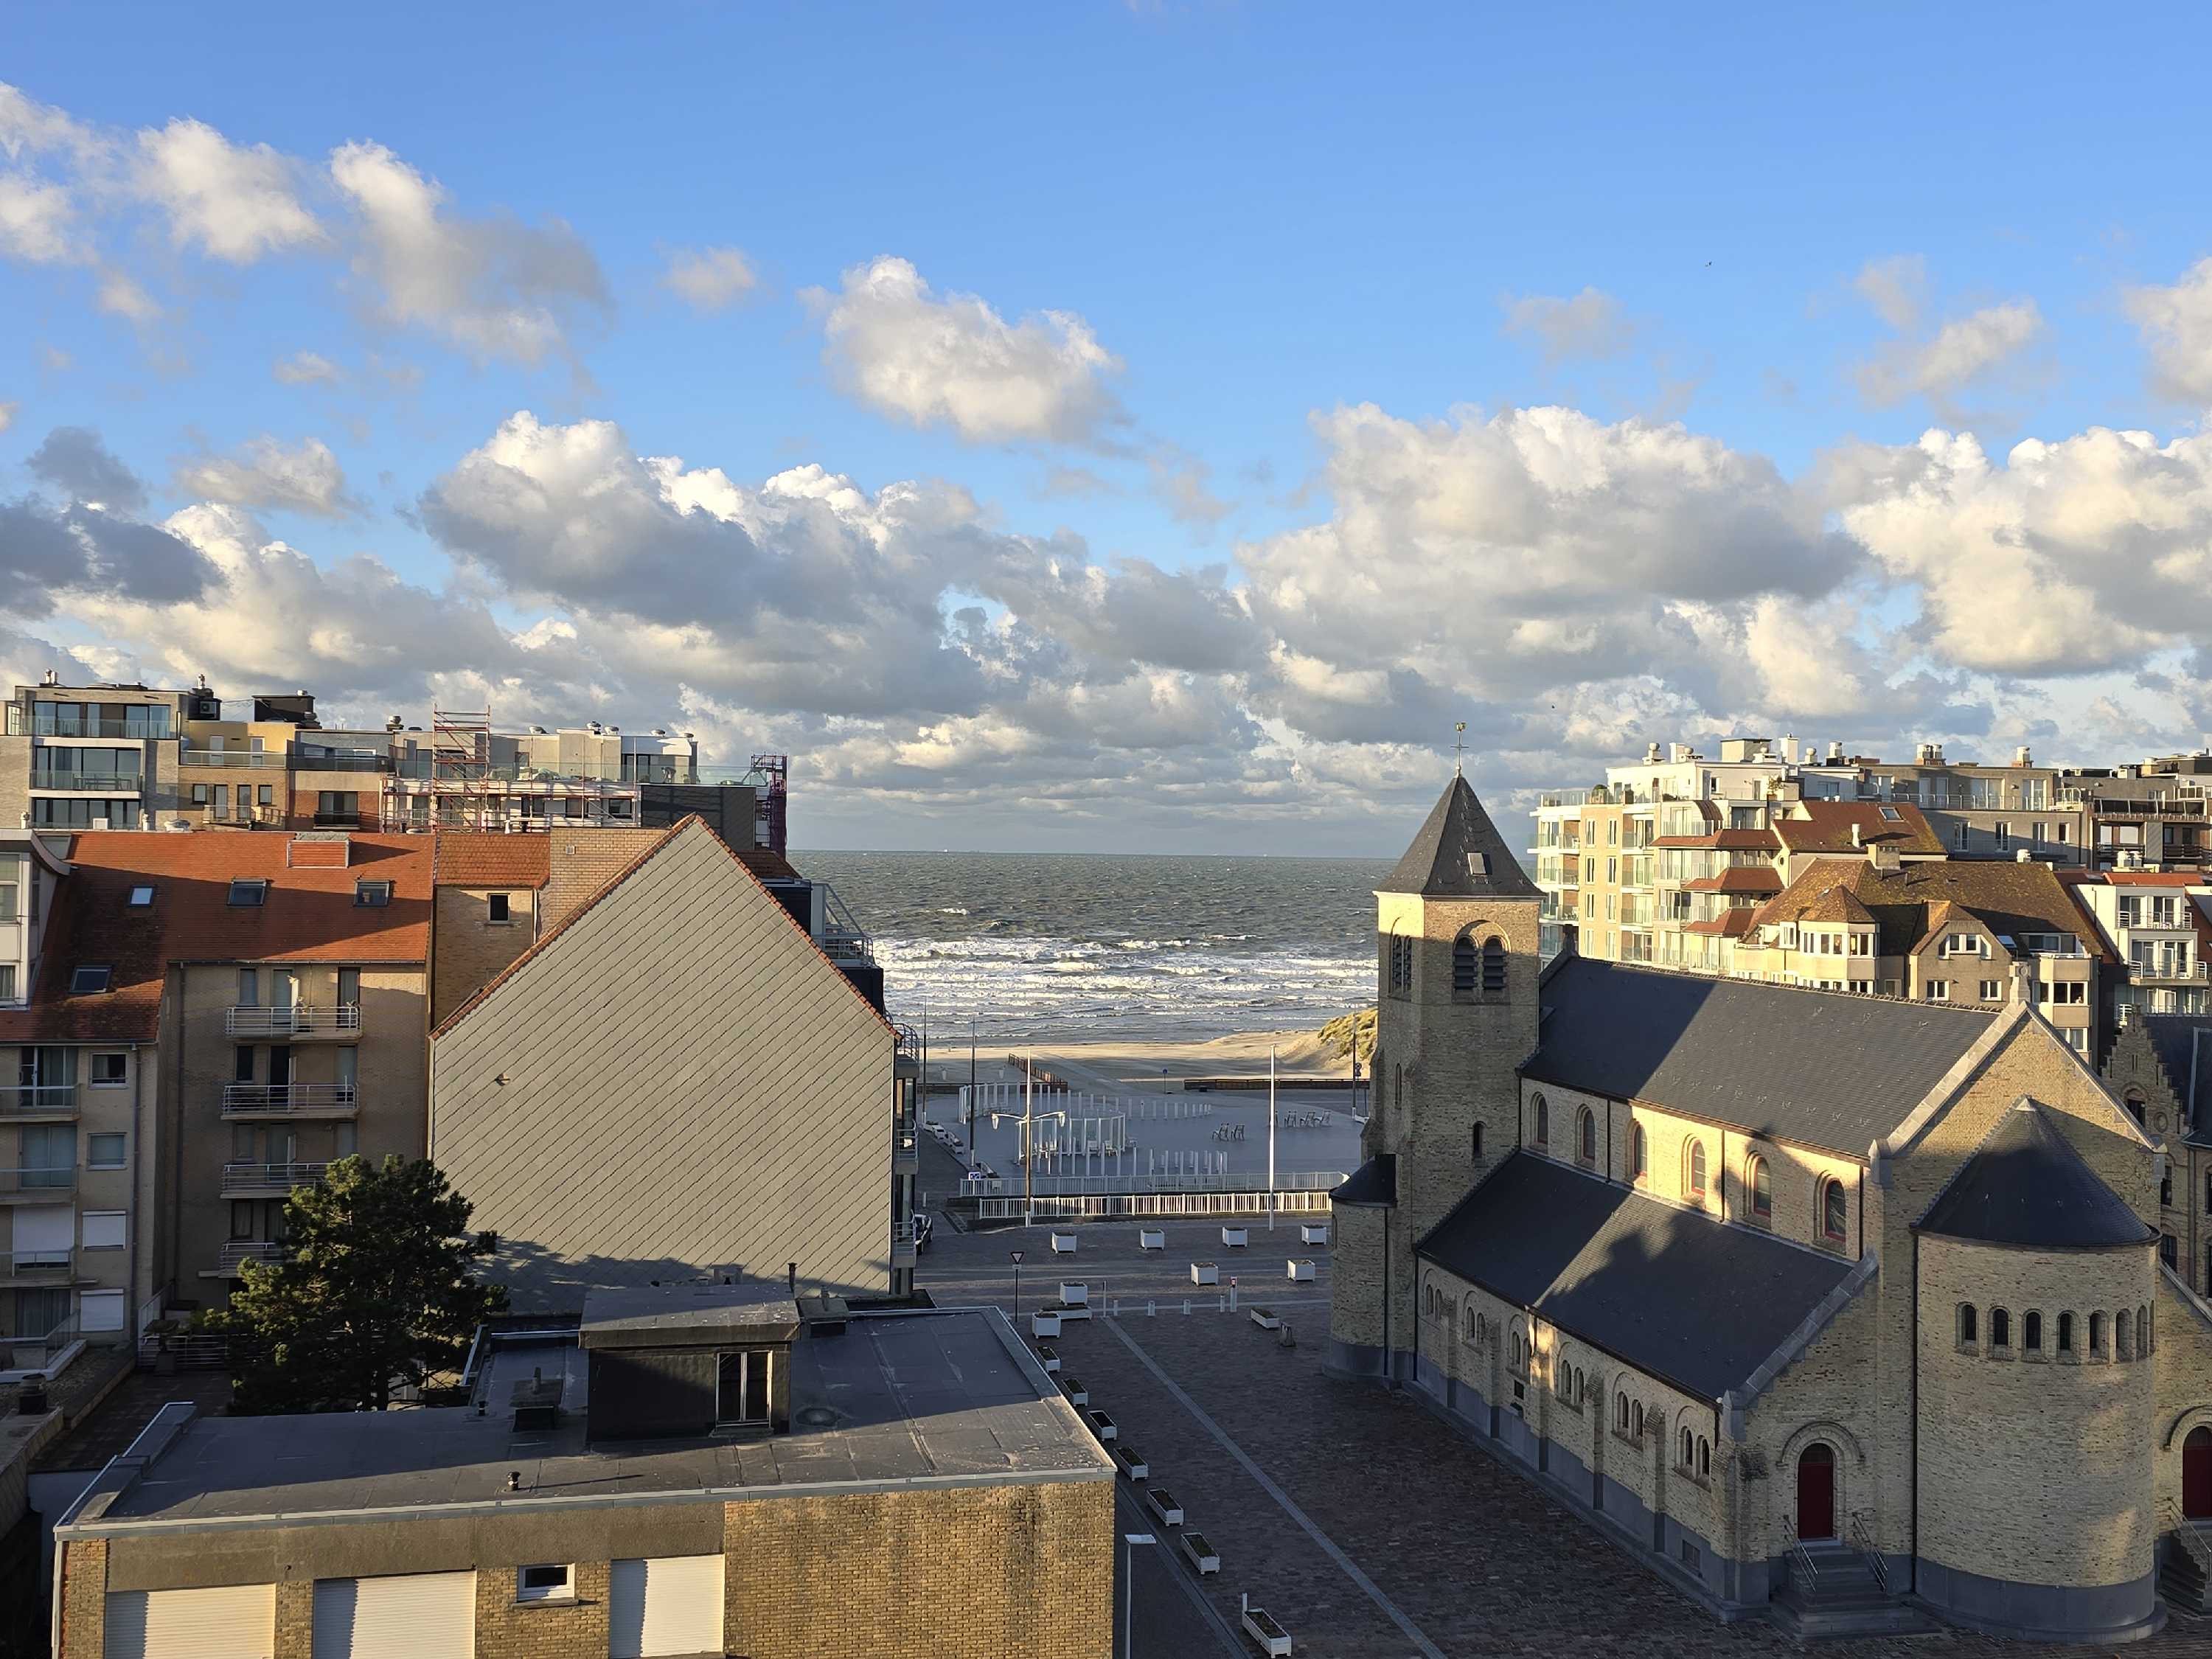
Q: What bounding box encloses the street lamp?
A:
[1122,1532,1157,1659]
[1009,1248,1024,1321]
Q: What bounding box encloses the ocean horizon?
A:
[793,849,1390,1045]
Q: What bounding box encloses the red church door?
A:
[2185,1427,2212,1519]
[1796,1443,1836,1540]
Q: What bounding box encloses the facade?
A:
[52,1288,1113,1659]
[2071,873,2212,1021]
[2103,1016,2212,1293]
[429,819,917,1312]
[1334,774,2212,1641]
[1,677,198,833]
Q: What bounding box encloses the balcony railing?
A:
[0,1084,77,1116]
[178,748,285,769]
[220,1161,328,1194]
[0,1166,77,1197]
[30,771,142,793]
[226,1004,361,1037]
[2015,933,2086,957]
[0,1248,72,1276]
[293,751,394,773]
[222,1082,359,1116]
[18,712,169,739]
[218,1240,288,1273]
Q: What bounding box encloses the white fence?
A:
[976,1189,1335,1222]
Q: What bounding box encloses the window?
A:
[2025,1311,2042,1352]
[2117,1309,2132,1360]
[355,880,392,908]
[1924,981,1950,1001]
[70,964,111,993]
[90,1053,126,1085]
[1685,1138,1708,1200]
[1952,821,1969,850]
[2164,1232,2180,1268]
[717,1348,773,1425]
[1481,936,1506,996]
[2090,1311,2107,1356]
[517,1564,574,1603]
[237,968,258,1007]
[1991,1307,2011,1349]
[227,879,268,908]
[127,884,154,908]
[2141,1303,2152,1355]
[317,790,360,821]
[1471,1123,1484,1160]
[1822,1178,1847,1242]
[1631,1123,1648,1183]
[1697,1438,1711,1479]
[488,891,512,924]
[191,782,209,806]
[1577,1108,1596,1165]
[1747,1155,1771,1222]
[87,1132,125,1168]
[2058,1311,2075,1354]
[1453,931,1478,997]
[1958,1303,1978,1346]
[82,1211,125,1248]
[1879,805,1901,821]
[0,965,13,1002]
[1533,1094,1548,1147]
[1679,1426,1694,1468]
[1387,932,1412,997]
[1979,980,2003,1001]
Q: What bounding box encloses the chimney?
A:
[1850,823,1863,849]
[2014,745,2032,767]
[2016,848,2032,863]
[1827,740,1844,763]
[1645,742,1663,765]
[1869,844,1902,873]
[40,668,58,686]
[1784,734,1797,768]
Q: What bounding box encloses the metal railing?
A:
[977,1189,1335,1222]
[178,748,285,769]
[961,1170,1346,1198]
[2015,933,2085,956]
[29,769,142,793]
[217,1240,288,1272]
[1782,1517,1818,1590]
[0,1084,77,1115]
[292,750,394,772]
[0,1166,76,1196]
[225,1004,361,1037]
[222,1082,358,1115]
[220,1161,328,1194]
[0,1248,72,1276]
[17,712,169,739]
[1847,1511,1889,1596]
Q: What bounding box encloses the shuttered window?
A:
[609,1555,726,1658]
[105,1583,274,1659]
[312,1571,476,1658]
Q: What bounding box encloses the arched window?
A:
[1747,1155,1772,1222]
[2164,1169,2175,1208]
[1388,931,1413,998]
[1472,1123,1484,1160]
[1481,937,1507,997]
[2141,1304,2152,1355]
[1820,1178,1847,1242]
[1632,1400,1644,1439]
[2116,1309,2132,1360]
[1578,1108,1597,1165]
[1991,1307,2010,1349]
[1473,1311,1486,1347]
[1697,1438,1711,1479]
[2125,1089,2146,1127]
[2090,1311,2107,1356]
[1534,1093,1549,1147]
[1679,1426,1694,1469]
[1452,931,1478,999]
[1616,1392,1630,1433]
[2057,1311,2075,1354]
[1574,1367,1585,1403]
[1631,1123,1648,1183]
[1957,1303,1978,1346]
[1685,1138,1708,1200]
[2025,1310,2043,1352]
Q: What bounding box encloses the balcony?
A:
[178,748,285,769]
[0,1248,73,1279]
[892,1217,921,1265]
[894,1124,917,1171]
[292,749,394,773]
[225,1004,361,1038]
[221,1161,328,1195]
[222,1082,359,1118]
[0,1166,77,1199]
[217,1240,288,1274]
[0,1083,78,1118]
[29,770,142,794]
[2132,961,2211,986]
[18,712,169,739]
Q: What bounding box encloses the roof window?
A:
[355,880,392,908]
[1878,805,1902,821]
[71,964,113,993]
[227,879,268,908]
[127,884,156,907]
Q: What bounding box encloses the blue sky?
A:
[6,4,2212,852]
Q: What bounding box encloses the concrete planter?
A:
[1049,1231,1079,1253]
[1300,1222,1330,1246]
[1058,1281,1088,1307]
[1060,1376,1088,1407]
[1086,1408,1118,1442]
[1144,1486,1183,1526]
[1037,1343,1060,1374]
[1242,1607,1292,1656]
[1113,1443,1149,1481]
[1286,1259,1315,1282]
[1221,1225,1249,1247]
[1031,1312,1062,1338]
[1180,1530,1219,1575]
[1138,1227,1166,1251]
[1190,1262,1220,1286]
[1250,1307,1281,1331]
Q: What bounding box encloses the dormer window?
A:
[354,880,392,908]
[717,1349,773,1425]
[72,964,113,993]
[127,884,155,908]
[228,879,268,908]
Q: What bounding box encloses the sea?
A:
[792,851,1391,1044]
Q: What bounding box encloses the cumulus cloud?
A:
[1147,448,1231,530]
[272,350,341,386]
[0,400,15,433]
[1856,300,2042,409]
[175,435,358,518]
[5,426,217,612]
[1500,287,1637,363]
[2125,255,2212,405]
[29,425,150,512]
[808,256,1124,445]
[661,245,757,312]
[0,170,78,262]
[133,117,324,262]
[1851,254,1927,332]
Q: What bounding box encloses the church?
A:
[1328,775,2210,1642]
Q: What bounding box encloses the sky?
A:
[6,4,2212,854]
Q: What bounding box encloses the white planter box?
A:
[1037,1343,1060,1374]
[1220,1225,1249,1248]
[1144,1486,1183,1526]
[1060,1376,1088,1407]
[1054,1301,1091,1321]
[1086,1408,1118,1442]
[1058,1281,1088,1307]
[1190,1262,1220,1286]
[1250,1308,1281,1331]
[1242,1608,1293,1656]
[1300,1222,1330,1246]
[1287,1258,1315,1282]
[1180,1530,1220,1575]
[1114,1444,1149,1481]
[1049,1231,1079,1253]
[1031,1312,1062,1338]
[1138,1227,1166,1251]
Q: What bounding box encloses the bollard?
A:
[1147,1298,1156,1317]
[1183,1298,1192,1315]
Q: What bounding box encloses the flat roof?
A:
[578,1281,801,1347]
[65,1308,1107,1536]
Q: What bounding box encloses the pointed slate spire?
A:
[1377,774,1540,899]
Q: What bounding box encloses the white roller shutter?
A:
[104,1583,275,1659]
[312,1571,476,1659]
[608,1555,725,1658]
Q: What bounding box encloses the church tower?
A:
[1325,773,1542,1381]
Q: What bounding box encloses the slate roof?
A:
[1377,775,1540,900]
[1418,1154,1857,1400]
[1525,958,1994,1155]
[2145,1016,2212,1143]
[1331,1153,1397,1208]
[1750,857,2116,962]
[1917,1102,2154,1250]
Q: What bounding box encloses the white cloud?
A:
[661,245,757,312]
[328,141,609,365]
[1147,448,1231,530]
[272,350,341,386]
[1856,300,2042,408]
[0,170,78,262]
[133,117,323,262]
[95,268,160,321]
[0,400,15,433]
[808,256,1124,445]
[1500,287,1636,363]
[175,436,357,518]
[1851,254,1926,332]
[2125,255,2212,405]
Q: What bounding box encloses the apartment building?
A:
[52,1287,1113,1659]
[2069,872,2212,1020]
[429,818,917,1312]
[0,677,199,832]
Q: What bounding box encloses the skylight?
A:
[1878,806,1902,821]
[128,884,155,906]
[227,879,268,908]
[355,880,392,908]
[71,964,113,993]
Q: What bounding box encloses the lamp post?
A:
[1009,1248,1024,1321]
[1267,1043,1277,1231]
[968,1018,978,1164]
[1122,1532,1156,1659]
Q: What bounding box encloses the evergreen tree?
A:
[209,1155,508,1413]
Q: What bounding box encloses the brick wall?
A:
[473,1557,611,1659]
[432,886,539,1025]
[55,1536,105,1659]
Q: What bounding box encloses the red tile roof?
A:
[0,832,431,1044]
[1683,910,1757,938]
[1773,801,1944,856]
[431,832,553,888]
[1683,867,1784,894]
[2100,871,2211,887]
[1652,829,1779,851]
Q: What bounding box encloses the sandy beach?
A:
[932,1023,1355,1085]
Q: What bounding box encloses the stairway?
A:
[1771,1541,1934,1638]
[2160,1528,2211,1613]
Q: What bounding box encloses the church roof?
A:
[1525,958,1994,1156]
[1917,1101,2154,1250]
[1376,774,1540,900]
[1330,1154,1397,1208]
[1417,1154,1857,1402]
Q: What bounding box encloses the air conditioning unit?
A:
[2116,850,2143,871]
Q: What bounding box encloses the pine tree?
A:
[209,1155,509,1413]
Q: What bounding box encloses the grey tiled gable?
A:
[1526,957,1994,1156]
[1917,1102,2154,1250]
[1417,1154,1857,1400]
[2143,1015,2212,1141]
[1376,773,1541,900]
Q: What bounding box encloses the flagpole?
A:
[1024,1054,1034,1230]
[1267,1043,1277,1230]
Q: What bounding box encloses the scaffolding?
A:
[748,754,789,853]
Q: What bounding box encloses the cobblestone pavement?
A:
[921,1219,2212,1658]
